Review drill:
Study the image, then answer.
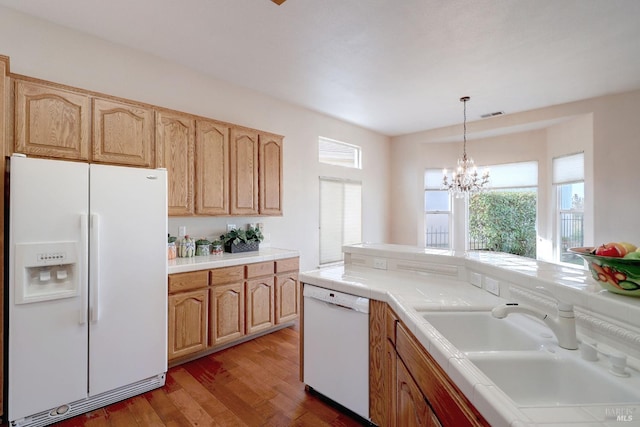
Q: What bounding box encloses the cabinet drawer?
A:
[168,270,208,294]
[210,265,244,285]
[246,261,274,278]
[275,257,299,273]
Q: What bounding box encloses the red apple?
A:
[595,243,624,257]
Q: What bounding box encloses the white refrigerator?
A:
[7,155,168,427]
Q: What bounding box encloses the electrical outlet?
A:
[373,258,387,270]
[227,224,237,232]
[470,272,482,288]
[485,277,500,296]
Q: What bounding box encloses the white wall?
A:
[0,7,391,271]
[390,90,640,252]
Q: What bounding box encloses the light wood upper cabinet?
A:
[92,97,154,167]
[14,80,90,160]
[195,120,229,215]
[156,110,195,216]
[259,133,283,215]
[230,127,259,215]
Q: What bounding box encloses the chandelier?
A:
[442,96,490,198]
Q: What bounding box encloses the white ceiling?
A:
[1,0,639,136]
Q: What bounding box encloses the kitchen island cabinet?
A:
[167,252,299,366]
[369,301,485,426]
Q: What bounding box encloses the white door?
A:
[88,164,167,396]
[8,157,90,421]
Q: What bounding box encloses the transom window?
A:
[318,137,362,169]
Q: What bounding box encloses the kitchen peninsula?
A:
[300,244,640,426]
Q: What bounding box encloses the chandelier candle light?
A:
[442,96,490,198]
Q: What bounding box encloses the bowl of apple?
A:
[569,243,640,297]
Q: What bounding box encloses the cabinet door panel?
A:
[259,133,283,215]
[15,80,90,160]
[168,289,208,361]
[275,273,298,324]
[211,283,245,346]
[397,359,431,427]
[246,277,275,334]
[230,127,258,215]
[93,98,154,167]
[195,120,229,215]
[157,110,195,215]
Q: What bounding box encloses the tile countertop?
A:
[300,244,640,427]
[168,247,299,274]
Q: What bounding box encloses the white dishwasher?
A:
[303,283,370,420]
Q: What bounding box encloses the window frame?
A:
[318,136,362,169]
[318,176,363,266]
[552,153,585,265]
[424,169,452,249]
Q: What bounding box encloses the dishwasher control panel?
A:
[303,284,369,313]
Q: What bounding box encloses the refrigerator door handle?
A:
[90,213,100,323]
[80,213,89,325]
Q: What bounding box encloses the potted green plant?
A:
[220,226,264,253]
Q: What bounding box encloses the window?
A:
[318,137,361,169]
[319,178,362,265]
[424,169,451,248]
[553,153,584,265]
[468,161,538,258]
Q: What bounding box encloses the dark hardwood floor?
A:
[52,323,365,426]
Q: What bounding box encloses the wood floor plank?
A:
[26,324,365,427]
[167,388,218,427]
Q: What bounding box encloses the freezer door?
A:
[88,164,168,396]
[8,157,90,421]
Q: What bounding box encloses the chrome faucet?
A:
[491,300,578,350]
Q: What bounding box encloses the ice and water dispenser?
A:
[14,241,80,304]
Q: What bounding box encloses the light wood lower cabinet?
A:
[210,283,245,346]
[168,257,299,365]
[168,289,208,360]
[246,277,275,334]
[369,302,488,427]
[275,257,300,324]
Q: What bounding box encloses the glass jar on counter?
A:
[167,242,177,260]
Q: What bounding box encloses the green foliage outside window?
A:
[469,191,537,258]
